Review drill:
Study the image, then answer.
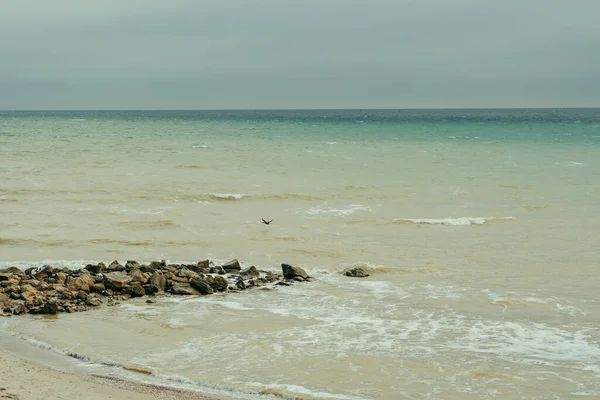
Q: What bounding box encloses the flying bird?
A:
[262,219,274,225]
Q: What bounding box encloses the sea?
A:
[1,109,599,399]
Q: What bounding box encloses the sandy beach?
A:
[0,348,223,400]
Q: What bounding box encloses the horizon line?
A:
[1,107,599,112]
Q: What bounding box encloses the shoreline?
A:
[0,345,230,400]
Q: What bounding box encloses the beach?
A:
[1,109,600,399]
[0,347,224,400]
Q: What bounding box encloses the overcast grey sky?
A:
[1,0,598,109]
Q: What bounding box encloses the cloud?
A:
[1,0,599,109]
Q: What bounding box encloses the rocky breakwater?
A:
[0,260,312,316]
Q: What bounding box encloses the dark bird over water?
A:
[262,219,274,225]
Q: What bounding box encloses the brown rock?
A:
[148,271,166,292]
[187,260,210,274]
[31,300,58,315]
[281,264,309,280]
[104,271,132,289]
[211,275,229,292]
[178,269,199,281]
[127,283,146,297]
[129,268,150,284]
[69,273,95,292]
[61,290,76,300]
[92,283,105,292]
[0,267,24,276]
[20,284,37,299]
[171,285,200,295]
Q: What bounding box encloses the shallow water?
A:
[1,109,600,399]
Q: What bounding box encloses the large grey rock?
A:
[190,278,214,295]
[222,259,241,272]
[240,266,259,278]
[281,264,309,280]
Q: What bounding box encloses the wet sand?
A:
[0,348,225,400]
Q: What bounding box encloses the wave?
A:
[176,192,323,202]
[303,204,375,217]
[118,220,179,230]
[394,217,515,226]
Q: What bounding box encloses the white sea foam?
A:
[303,204,375,217]
[394,216,514,226]
[0,259,97,271]
[246,381,369,400]
[450,321,600,367]
[212,193,245,200]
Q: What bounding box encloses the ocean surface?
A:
[1,109,599,399]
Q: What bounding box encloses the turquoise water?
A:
[1,109,600,399]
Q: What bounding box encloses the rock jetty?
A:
[0,260,312,316]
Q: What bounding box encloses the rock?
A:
[344,267,370,278]
[61,290,76,300]
[148,271,166,292]
[251,277,268,286]
[240,266,259,278]
[149,260,166,271]
[190,278,214,295]
[222,259,241,272]
[86,295,103,307]
[69,273,95,292]
[265,272,281,282]
[12,303,28,315]
[0,293,11,308]
[84,263,105,274]
[0,272,20,283]
[196,260,211,273]
[33,265,54,280]
[92,283,105,292]
[31,300,58,315]
[0,267,24,276]
[104,271,132,289]
[281,264,309,280]
[236,279,246,290]
[129,268,150,284]
[146,298,156,304]
[124,260,138,270]
[211,276,228,292]
[171,285,199,296]
[127,283,146,298]
[20,284,37,300]
[178,269,199,281]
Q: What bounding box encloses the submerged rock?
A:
[344,267,370,278]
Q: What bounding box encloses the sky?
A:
[1,0,599,109]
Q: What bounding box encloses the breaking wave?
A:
[394,217,515,226]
